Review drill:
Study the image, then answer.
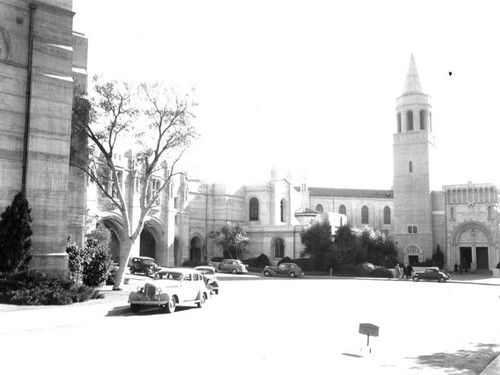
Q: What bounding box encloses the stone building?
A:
[0,2,498,276]
[0,0,87,276]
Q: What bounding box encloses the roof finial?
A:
[403,54,423,94]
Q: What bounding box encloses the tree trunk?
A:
[113,237,134,290]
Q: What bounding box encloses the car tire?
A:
[197,293,206,308]
[289,272,296,278]
[130,267,135,275]
[412,276,420,282]
[130,304,140,313]
[165,298,176,313]
[214,288,219,295]
[439,277,446,283]
[144,269,151,277]
[263,270,271,277]
[231,268,237,274]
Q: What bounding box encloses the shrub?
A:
[332,264,367,277]
[243,254,270,268]
[369,267,394,278]
[278,256,293,265]
[0,270,103,305]
[292,258,313,272]
[66,237,84,284]
[66,226,114,287]
[0,192,33,273]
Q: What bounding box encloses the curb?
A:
[480,354,500,375]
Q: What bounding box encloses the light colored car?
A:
[195,266,220,295]
[263,263,304,278]
[128,268,209,313]
[412,267,450,282]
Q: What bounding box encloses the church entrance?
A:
[140,230,156,259]
[190,236,202,263]
[460,247,472,270]
[476,247,489,269]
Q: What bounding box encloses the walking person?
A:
[395,263,401,279]
[401,263,407,279]
[407,263,414,278]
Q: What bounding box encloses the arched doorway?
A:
[140,230,156,259]
[174,237,180,266]
[450,222,493,271]
[99,217,124,264]
[190,236,203,263]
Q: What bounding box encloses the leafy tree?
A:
[208,223,249,259]
[332,225,398,268]
[71,76,198,289]
[0,192,33,273]
[300,219,334,271]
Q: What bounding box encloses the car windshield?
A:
[199,269,214,275]
[165,272,183,280]
[141,259,154,264]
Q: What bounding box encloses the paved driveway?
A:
[1,274,499,374]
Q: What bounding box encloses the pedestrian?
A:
[454,263,459,273]
[395,263,401,279]
[401,263,407,279]
[407,263,414,278]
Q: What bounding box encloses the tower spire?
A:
[403,54,423,94]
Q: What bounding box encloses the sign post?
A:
[359,323,379,354]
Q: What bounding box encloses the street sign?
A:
[359,323,379,337]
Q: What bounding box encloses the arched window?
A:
[409,161,413,173]
[316,204,323,212]
[249,197,259,221]
[488,206,493,220]
[274,238,284,258]
[406,110,413,131]
[339,205,346,216]
[397,113,402,133]
[419,109,426,130]
[361,206,369,224]
[450,207,455,220]
[383,206,391,224]
[280,198,286,222]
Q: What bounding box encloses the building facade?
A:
[0,2,498,276]
[0,0,88,276]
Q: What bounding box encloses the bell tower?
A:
[393,54,434,264]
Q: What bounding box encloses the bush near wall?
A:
[0,270,103,305]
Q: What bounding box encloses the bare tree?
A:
[72,76,198,289]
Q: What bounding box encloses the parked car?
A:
[195,266,220,295]
[412,267,450,282]
[263,263,304,278]
[128,268,209,313]
[209,259,248,274]
[129,256,160,277]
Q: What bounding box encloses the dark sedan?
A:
[263,263,304,278]
[412,267,450,282]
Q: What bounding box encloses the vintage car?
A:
[412,267,450,282]
[128,268,209,313]
[209,259,248,274]
[195,266,220,295]
[263,263,304,278]
[129,256,160,277]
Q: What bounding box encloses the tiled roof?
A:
[306,187,394,199]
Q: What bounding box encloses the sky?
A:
[73,0,500,190]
